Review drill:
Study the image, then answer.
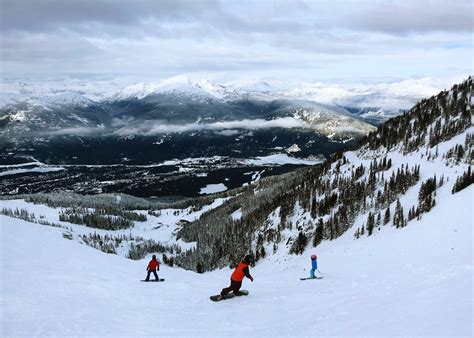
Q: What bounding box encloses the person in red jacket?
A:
[145,255,160,281]
[220,254,254,297]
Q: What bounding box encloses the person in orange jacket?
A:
[145,255,160,281]
[220,254,254,297]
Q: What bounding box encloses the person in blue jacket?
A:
[310,254,318,278]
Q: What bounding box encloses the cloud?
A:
[36,117,312,137]
[214,130,240,136]
[41,126,107,136]
[114,117,311,136]
[5,0,469,35]
[345,1,473,35]
[0,0,221,33]
[0,0,472,80]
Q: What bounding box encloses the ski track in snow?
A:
[1,186,472,337]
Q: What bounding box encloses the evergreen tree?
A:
[383,206,391,225]
[312,219,324,247]
[376,211,382,227]
[393,199,405,228]
[366,212,375,236]
[290,231,308,254]
[354,228,360,239]
[452,166,473,193]
[196,262,204,273]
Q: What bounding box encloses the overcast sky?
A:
[0,0,472,82]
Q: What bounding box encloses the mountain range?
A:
[0,75,452,166]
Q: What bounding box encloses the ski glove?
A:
[250,277,254,282]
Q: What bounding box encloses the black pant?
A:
[221,279,242,296]
[146,269,159,281]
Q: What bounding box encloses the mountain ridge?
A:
[173,76,472,271]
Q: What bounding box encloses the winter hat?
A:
[244,254,253,264]
[311,254,317,259]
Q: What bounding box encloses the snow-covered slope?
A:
[1,185,471,336]
[1,77,472,336]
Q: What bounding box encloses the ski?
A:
[300,277,323,280]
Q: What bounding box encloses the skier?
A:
[309,254,318,278]
[220,254,254,298]
[145,255,160,281]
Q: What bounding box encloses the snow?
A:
[39,92,93,107]
[0,197,228,252]
[114,76,217,101]
[1,75,457,118]
[199,183,228,195]
[293,106,377,136]
[245,153,323,166]
[0,160,43,168]
[0,166,65,177]
[9,111,26,122]
[156,156,227,167]
[1,123,472,335]
[1,76,472,336]
[231,208,242,221]
[286,143,301,153]
[1,186,472,336]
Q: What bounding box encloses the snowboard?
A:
[141,279,165,282]
[300,276,323,281]
[210,290,249,302]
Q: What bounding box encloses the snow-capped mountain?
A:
[1,75,452,117]
[113,75,223,102]
[0,76,381,169]
[1,76,379,138]
[0,75,464,169]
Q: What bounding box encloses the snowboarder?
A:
[220,254,254,298]
[310,254,318,278]
[145,255,160,281]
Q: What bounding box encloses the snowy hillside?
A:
[1,78,472,336]
[1,185,471,336]
[169,77,472,271]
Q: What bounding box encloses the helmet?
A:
[311,254,317,259]
[152,255,156,259]
[243,254,253,264]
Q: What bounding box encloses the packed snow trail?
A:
[1,187,472,336]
